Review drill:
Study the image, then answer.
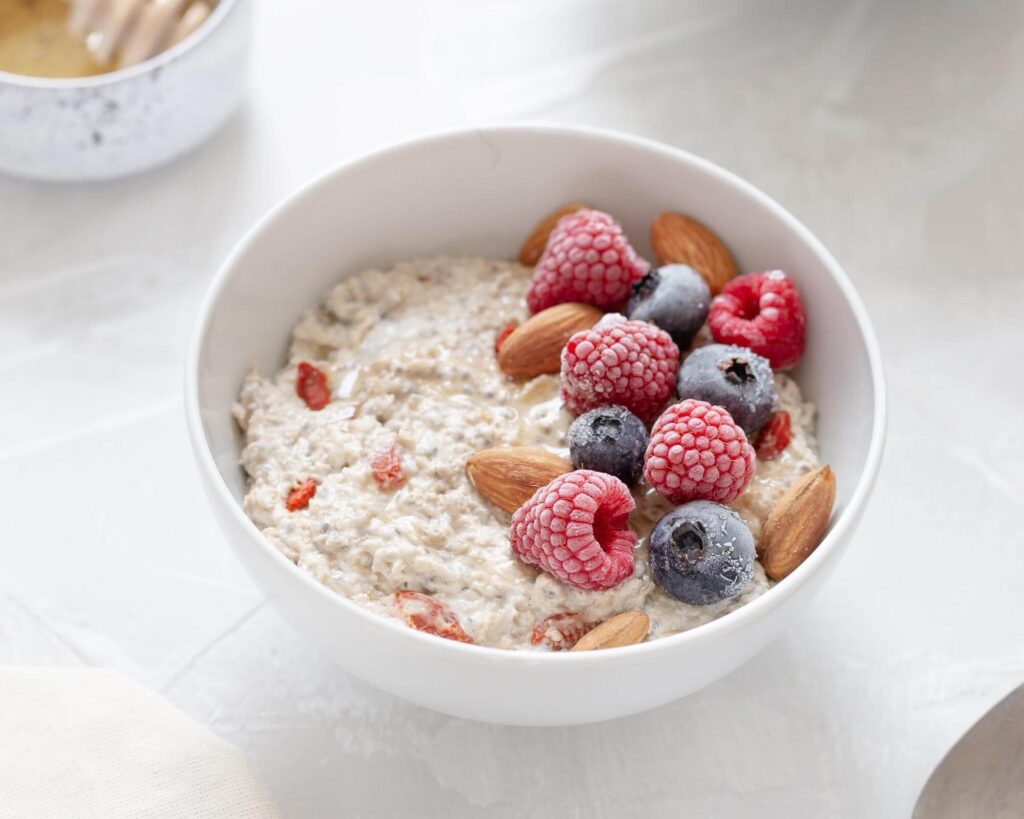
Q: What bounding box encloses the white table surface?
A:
[2,1,1023,816]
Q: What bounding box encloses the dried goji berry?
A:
[285,478,318,511]
[296,361,331,410]
[369,442,406,490]
[530,612,594,651]
[494,320,519,355]
[393,590,474,644]
[755,410,792,460]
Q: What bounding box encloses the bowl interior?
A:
[0,0,240,89]
[194,126,878,591]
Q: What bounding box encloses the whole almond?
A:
[651,211,737,294]
[758,465,836,580]
[570,611,650,651]
[497,302,603,379]
[466,447,572,514]
[518,203,588,266]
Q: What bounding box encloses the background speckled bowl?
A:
[0,0,250,182]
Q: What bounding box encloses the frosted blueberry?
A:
[627,264,710,350]
[676,343,776,435]
[649,501,755,606]
[567,405,648,486]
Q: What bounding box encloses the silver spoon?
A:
[914,683,1024,818]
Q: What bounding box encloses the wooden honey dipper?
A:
[66,0,214,70]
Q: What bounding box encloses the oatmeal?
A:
[235,256,820,650]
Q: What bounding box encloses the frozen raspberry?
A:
[526,209,649,313]
[708,271,806,370]
[393,590,474,644]
[530,612,594,651]
[644,399,755,504]
[755,410,792,460]
[510,470,636,591]
[370,442,406,490]
[560,315,679,423]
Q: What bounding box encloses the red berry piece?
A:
[494,320,519,355]
[708,271,806,370]
[510,470,637,591]
[560,315,679,423]
[393,590,474,644]
[644,399,756,504]
[370,442,406,490]
[530,612,595,651]
[285,478,317,511]
[526,209,649,313]
[296,361,331,410]
[755,410,792,460]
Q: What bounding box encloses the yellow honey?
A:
[0,0,109,78]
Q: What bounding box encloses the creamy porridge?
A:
[234,256,820,650]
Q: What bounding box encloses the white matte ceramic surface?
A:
[185,125,885,726]
[0,0,250,182]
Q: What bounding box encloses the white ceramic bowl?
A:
[0,0,250,181]
[186,125,886,726]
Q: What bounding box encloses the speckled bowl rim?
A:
[186,123,888,664]
[0,0,240,88]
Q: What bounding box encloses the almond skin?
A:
[650,211,737,294]
[758,465,836,580]
[570,611,650,651]
[497,302,603,380]
[466,447,572,514]
[518,203,588,266]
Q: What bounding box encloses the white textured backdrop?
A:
[1,1,1022,816]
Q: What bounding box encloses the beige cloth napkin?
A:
[0,669,281,818]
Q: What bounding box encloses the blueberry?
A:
[567,405,648,486]
[648,501,755,606]
[627,264,710,350]
[676,344,776,435]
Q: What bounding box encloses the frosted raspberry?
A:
[560,315,679,423]
[708,270,806,370]
[644,399,755,504]
[526,209,649,313]
[530,612,594,651]
[510,470,636,591]
[755,410,792,460]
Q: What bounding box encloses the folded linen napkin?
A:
[0,669,281,818]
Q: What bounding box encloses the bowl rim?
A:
[185,123,887,665]
[0,0,241,89]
